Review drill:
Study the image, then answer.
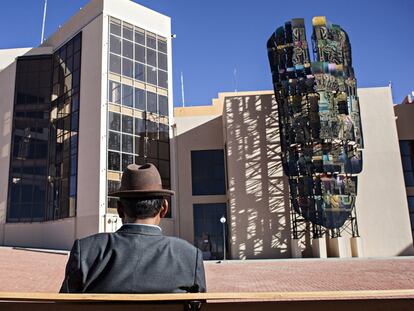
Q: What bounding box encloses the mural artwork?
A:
[267,17,363,233]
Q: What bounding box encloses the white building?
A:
[0,0,175,249]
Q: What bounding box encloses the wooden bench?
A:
[0,290,414,310]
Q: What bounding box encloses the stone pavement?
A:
[0,246,414,293]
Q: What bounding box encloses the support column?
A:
[328,236,351,258]
[312,237,327,258]
[350,237,364,257]
[290,239,303,258]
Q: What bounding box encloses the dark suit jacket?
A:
[60,224,206,293]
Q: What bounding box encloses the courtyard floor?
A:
[0,246,414,294]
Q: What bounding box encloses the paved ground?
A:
[1,246,414,293]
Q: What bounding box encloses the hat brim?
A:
[109,189,175,198]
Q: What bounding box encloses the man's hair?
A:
[120,198,164,220]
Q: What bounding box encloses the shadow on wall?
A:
[225,94,293,259]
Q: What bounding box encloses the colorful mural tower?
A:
[267,17,363,239]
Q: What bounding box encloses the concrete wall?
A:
[174,115,226,244]
[223,92,291,259]
[355,87,414,256]
[0,48,32,71]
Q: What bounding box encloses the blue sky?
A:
[1,0,412,106]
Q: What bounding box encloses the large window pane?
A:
[109,81,121,104]
[147,66,157,85]
[135,28,145,45]
[147,48,156,67]
[108,151,120,171]
[123,23,133,41]
[122,39,133,59]
[158,52,167,70]
[147,120,158,140]
[134,62,145,82]
[146,33,156,49]
[158,39,167,53]
[108,131,120,151]
[159,95,168,116]
[122,153,134,170]
[147,140,158,158]
[134,88,146,110]
[159,141,169,160]
[159,123,169,142]
[122,115,133,134]
[147,92,157,114]
[122,84,133,107]
[122,58,133,78]
[158,70,168,89]
[109,54,121,75]
[122,134,133,153]
[135,136,144,155]
[135,117,145,136]
[135,44,145,63]
[109,112,120,131]
[110,35,121,55]
[191,150,226,195]
[110,19,121,36]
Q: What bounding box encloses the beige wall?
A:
[223,92,291,259]
[350,87,413,256]
[174,115,226,244]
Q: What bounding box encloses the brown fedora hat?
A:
[109,163,174,198]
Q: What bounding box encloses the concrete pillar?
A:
[350,237,364,257]
[312,237,327,258]
[328,237,351,258]
[290,239,303,258]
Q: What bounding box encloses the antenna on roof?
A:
[180,71,185,107]
[40,0,48,43]
[233,67,238,92]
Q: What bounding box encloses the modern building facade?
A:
[0,0,413,259]
[0,0,175,249]
[395,95,414,240]
[174,87,414,259]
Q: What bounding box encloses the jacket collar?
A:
[116,224,163,236]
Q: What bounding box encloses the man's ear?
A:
[117,200,125,219]
[159,199,169,218]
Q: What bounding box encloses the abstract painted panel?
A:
[267,17,363,229]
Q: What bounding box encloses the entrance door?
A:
[193,203,227,260]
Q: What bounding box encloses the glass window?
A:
[147,91,157,113]
[134,88,146,110]
[122,134,133,153]
[122,115,133,134]
[408,196,414,213]
[122,153,134,170]
[122,58,133,78]
[147,48,156,67]
[159,95,168,116]
[123,23,133,41]
[134,63,145,82]
[159,123,169,142]
[146,33,157,49]
[193,203,227,260]
[108,180,120,194]
[191,150,226,195]
[108,131,120,151]
[158,39,167,53]
[135,156,145,165]
[135,136,144,155]
[147,66,157,85]
[147,140,158,158]
[122,39,133,59]
[135,117,145,136]
[110,19,121,36]
[147,120,158,140]
[135,44,145,63]
[122,84,133,107]
[109,112,121,131]
[135,28,145,44]
[158,52,167,71]
[110,35,121,55]
[109,81,121,104]
[158,70,168,89]
[159,141,169,160]
[108,151,120,171]
[109,54,121,75]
